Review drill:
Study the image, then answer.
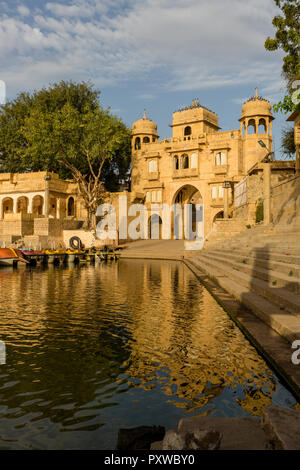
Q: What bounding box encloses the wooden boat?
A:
[0,248,28,267]
[20,250,45,265]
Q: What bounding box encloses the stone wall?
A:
[271,175,300,226]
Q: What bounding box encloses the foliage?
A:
[0,80,131,187]
[264,0,300,88]
[255,199,264,224]
[281,126,296,157]
[265,0,300,156]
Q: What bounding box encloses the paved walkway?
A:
[119,239,185,260]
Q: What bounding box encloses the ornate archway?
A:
[172,184,203,239]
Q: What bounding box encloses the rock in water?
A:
[117,426,165,450]
[161,429,222,450]
[161,430,186,450]
[185,430,222,450]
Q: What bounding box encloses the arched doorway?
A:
[172,184,203,239]
[148,214,162,239]
[17,196,29,214]
[2,198,13,217]
[213,211,224,223]
[67,197,75,217]
[49,197,57,218]
[32,195,44,217]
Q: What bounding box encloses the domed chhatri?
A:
[240,88,274,121]
[132,110,158,137]
[131,110,159,149]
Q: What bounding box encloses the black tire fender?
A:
[69,236,82,250]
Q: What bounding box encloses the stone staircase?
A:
[189,223,300,344]
[205,218,248,244]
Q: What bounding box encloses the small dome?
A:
[240,89,274,121]
[132,110,158,136]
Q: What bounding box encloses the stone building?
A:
[131,91,276,237]
[0,171,83,247]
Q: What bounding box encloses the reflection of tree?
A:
[0,258,292,448]
[0,265,132,433]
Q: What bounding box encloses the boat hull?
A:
[0,248,27,266]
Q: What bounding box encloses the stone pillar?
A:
[0,199,2,220]
[44,177,50,217]
[13,198,18,214]
[28,196,33,214]
[56,198,61,219]
[263,163,271,225]
[224,187,229,219]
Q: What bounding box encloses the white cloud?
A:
[17,5,30,17]
[0,0,284,99]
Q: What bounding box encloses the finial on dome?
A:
[255,87,258,98]
[143,109,146,119]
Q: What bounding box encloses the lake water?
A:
[0,259,297,449]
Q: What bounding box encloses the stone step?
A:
[189,258,300,343]
[216,248,300,265]
[207,250,300,290]
[210,249,300,274]
[195,253,300,315]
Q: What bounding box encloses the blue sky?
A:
[0,0,292,157]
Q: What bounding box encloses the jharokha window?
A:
[215,152,226,166]
[181,154,189,169]
[148,159,158,173]
[174,155,179,170]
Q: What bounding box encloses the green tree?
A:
[0,81,131,229]
[0,80,130,182]
[265,0,300,92]
[264,0,300,157]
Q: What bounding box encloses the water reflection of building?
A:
[0,260,280,419]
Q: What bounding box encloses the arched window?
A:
[135,137,141,150]
[181,154,189,169]
[184,126,192,136]
[149,159,157,173]
[2,198,13,216]
[215,152,226,166]
[143,136,150,143]
[32,195,44,217]
[247,119,256,135]
[258,118,266,134]
[17,196,29,214]
[67,197,75,216]
[174,155,179,170]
